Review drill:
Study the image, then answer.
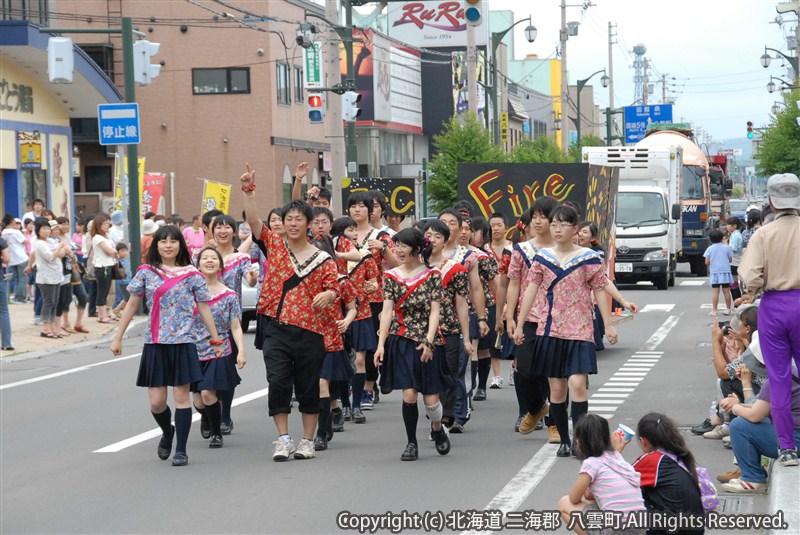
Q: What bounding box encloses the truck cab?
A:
[582,146,682,290]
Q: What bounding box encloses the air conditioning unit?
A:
[101,196,116,214]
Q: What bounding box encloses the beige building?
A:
[51,0,330,220]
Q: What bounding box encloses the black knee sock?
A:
[339,382,351,409]
[470,360,478,390]
[540,377,554,426]
[550,402,570,445]
[174,408,192,454]
[571,401,589,430]
[152,406,172,435]
[478,358,491,390]
[513,371,527,417]
[402,402,419,446]
[193,404,206,420]
[205,400,221,436]
[351,373,366,409]
[218,389,235,423]
[317,397,331,439]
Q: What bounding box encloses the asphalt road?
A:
[0,268,770,534]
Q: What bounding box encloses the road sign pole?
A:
[121,17,142,274]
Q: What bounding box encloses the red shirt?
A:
[319,276,357,352]
[255,225,340,336]
[491,244,512,276]
[334,236,356,275]
[354,228,393,304]
[346,250,381,321]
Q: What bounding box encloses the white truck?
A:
[582,146,682,290]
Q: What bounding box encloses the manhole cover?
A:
[717,496,753,514]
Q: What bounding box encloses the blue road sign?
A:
[97,103,141,146]
[623,104,673,144]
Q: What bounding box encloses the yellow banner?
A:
[500,112,509,143]
[114,155,146,211]
[201,180,232,215]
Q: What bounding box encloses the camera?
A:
[718,321,730,336]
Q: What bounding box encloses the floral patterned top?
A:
[333,235,356,275]
[194,287,240,361]
[437,258,470,336]
[384,267,445,344]
[527,247,608,342]
[345,248,381,321]
[355,228,394,304]
[491,244,512,276]
[319,275,358,352]
[127,264,211,344]
[255,225,340,336]
[220,252,252,309]
[475,249,499,307]
[507,241,546,324]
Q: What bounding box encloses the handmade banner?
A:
[341,177,416,216]
[141,173,166,216]
[201,180,232,215]
[457,163,618,253]
[113,154,146,211]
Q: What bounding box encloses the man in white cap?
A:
[109,210,125,245]
[739,172,800,467]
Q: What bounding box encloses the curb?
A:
[1,317,148,363]
[766,461,799,534]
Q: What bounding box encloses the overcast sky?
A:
[490,0,797,146]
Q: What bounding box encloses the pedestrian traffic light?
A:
[132,39,161,85]
[746,121,754,139]
[308,92,324,124]
[342,91,362,122]
[464,0,483,26]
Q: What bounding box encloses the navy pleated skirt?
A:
[136,343,203,387]
[350,317,377,353]
[500,331,515,360]
[320,350,355,381]
[379,335,456,395]
[593,305,605,352]
[532,335,598,378]
[469,305,497,350]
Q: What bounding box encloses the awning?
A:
[507,94,530,121]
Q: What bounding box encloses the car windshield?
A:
[616,192,665,228]
[728,200,748,212]
[681,165,706,200]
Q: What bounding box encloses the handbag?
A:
[111,262,126,281]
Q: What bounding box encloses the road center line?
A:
[94,388,269,453]
[643,315,681,350]
[0,353,141,391]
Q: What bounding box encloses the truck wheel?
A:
[668,269,675,287]
[690,257,708,277]
[654,272,669,290]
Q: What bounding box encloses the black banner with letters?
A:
[341,177,416,217]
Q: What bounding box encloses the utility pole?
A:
[560,0,568,153]
[642,58,649,105]
[467,19,478,122]
[661,73,666,104]
[607,22,615,109]
[325,0,344,209]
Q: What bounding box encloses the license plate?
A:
[615,263,633,273]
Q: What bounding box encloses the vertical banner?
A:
[114,155,146,211]
[201,180,232,214]
[49,135,71,224]
[141,173,166,216]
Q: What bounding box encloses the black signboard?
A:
[341,177,417,217]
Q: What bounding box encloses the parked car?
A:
[241,281,258,333]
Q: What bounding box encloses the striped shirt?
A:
[580,451,646,518]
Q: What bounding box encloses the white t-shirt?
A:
[92,234,117,267]
[1,228,28,266]
[109,224,124,245]
[33,239,63,285]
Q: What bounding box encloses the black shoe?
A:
[157,426,174,460]
[473,388,487,401]
[691,418,713,435]
[514,416,524,432]
[220,420,233,435]
[314,436,328,451]
[199,411,211,439]
[556,443,572,457]
[401,442,418,461]
[432,428,451,456]
[209,435,223,448]
[171,452,188,466]
[331,409,344,432]
[352,407,366,424]
[571,439,578,457]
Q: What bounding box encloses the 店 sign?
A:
[303,43,323,89]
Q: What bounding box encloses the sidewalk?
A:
[1,300,144,359]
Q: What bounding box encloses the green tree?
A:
[428,113,506,211]
[756,89,800,177]
[509,136,564,163]
[731,185,746,199]
[567,134,605,162]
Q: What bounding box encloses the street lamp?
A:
[572,69,609,144]
[490,16,537,146]
[760,46,799,86]
[767,75,798,93]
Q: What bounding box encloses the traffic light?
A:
[343,91,362,122]
[132,39,161,85]
[746,121,754,139]
[464,0,483,26]
[308,92,324,124]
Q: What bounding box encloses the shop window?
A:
[192,68,250,94]
[2,0,49,24]
[20,168,47,207]
[78,44,114,79]
[294,67,304,102]
[84,166,112,192]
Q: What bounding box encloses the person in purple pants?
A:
[739,173,800,468]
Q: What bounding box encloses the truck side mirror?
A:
[671,203,681,220]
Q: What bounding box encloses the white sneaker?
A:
[490,376,504,389]
[508,372,515,386]
[272,437,295,461]
[293,438,315,460]
[722,308,731,316]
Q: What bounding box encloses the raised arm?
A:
[239,163,264,239]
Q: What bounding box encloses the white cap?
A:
[767,173,800,210]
